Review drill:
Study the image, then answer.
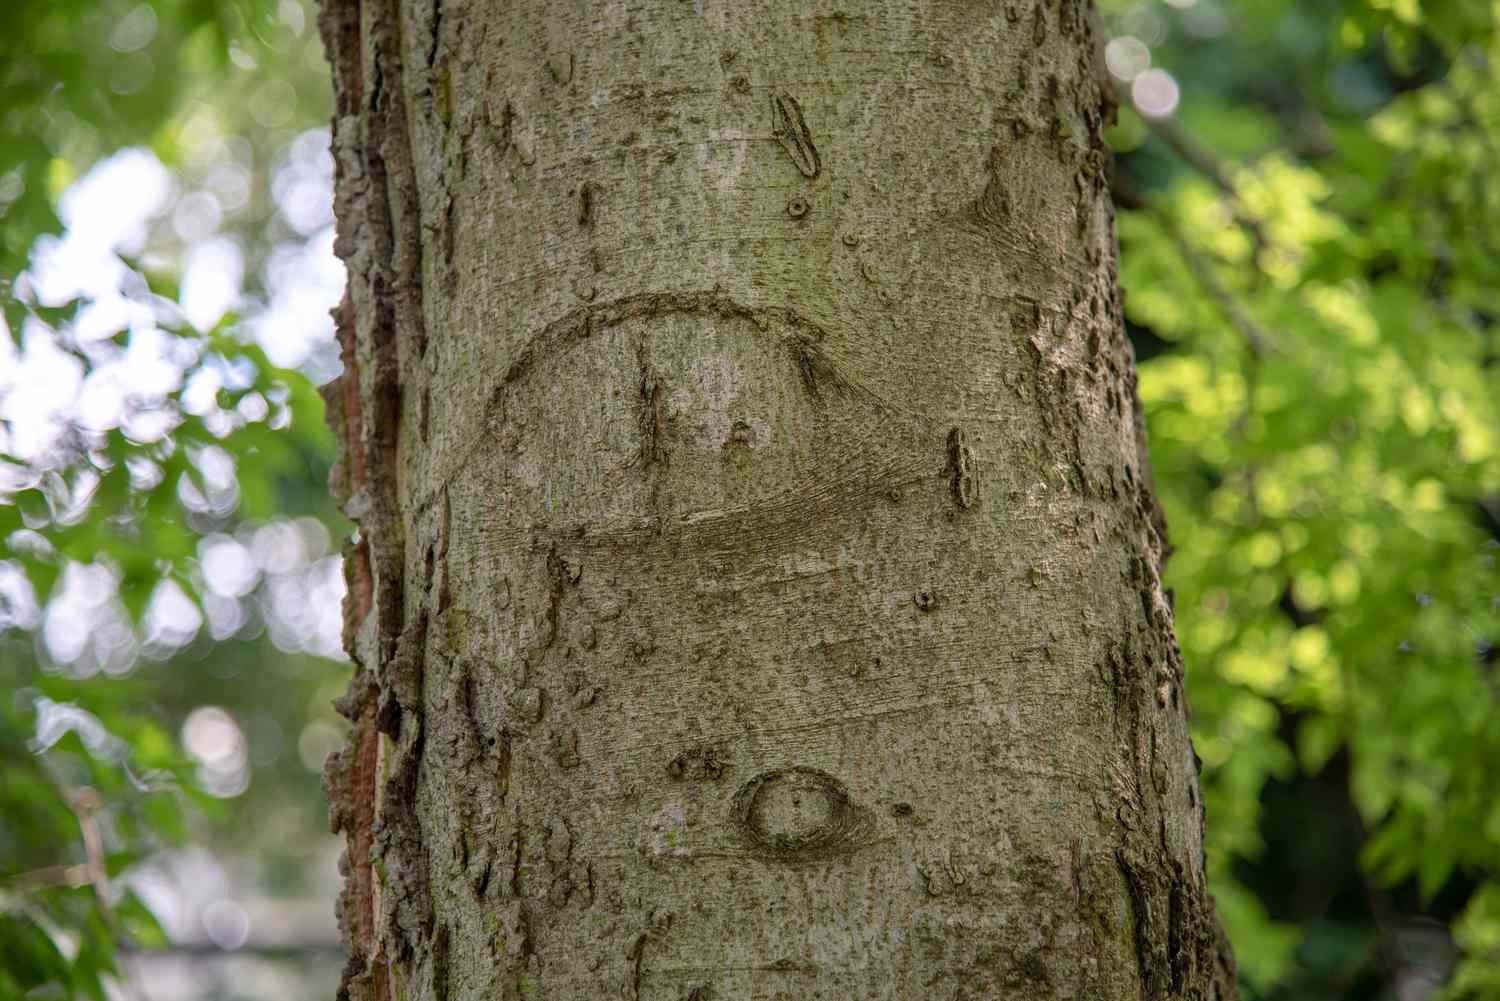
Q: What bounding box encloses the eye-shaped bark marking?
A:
[770,93,820,179]
[731,766,874,861]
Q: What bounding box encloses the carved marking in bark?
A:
[501,292,832,391]
[577,180,595,227]
[638,365,665,468]
[731,767,875,861]
[547,51,574,85]
[424,290,902,512]
[485,94,514,156]
[975,145,1012,227]
[946,427,978,509]
[769,92,820,178]
[665,744,727,781]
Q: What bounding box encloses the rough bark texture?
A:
[317,1,1237,998]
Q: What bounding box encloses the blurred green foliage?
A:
[2,1,345,997]
[0,0,332,292]
[3,0,253,287]
[1,671,185,1000]
[1,0,1498,999]
[1105,0,1500,994]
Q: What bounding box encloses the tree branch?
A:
[1124,92,1271,266]
[1113,173,1275,357]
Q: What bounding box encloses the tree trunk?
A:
[317,1,1236,998]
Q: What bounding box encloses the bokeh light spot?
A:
[1132,68,1181,118]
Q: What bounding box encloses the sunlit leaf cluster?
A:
[2,2,346,996]
[1109,0,1500,993]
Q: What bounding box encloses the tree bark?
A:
[317,1,1237,998]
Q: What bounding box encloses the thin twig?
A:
[1160,215,1273,358]
[4,863,93,890]
[65,788,148,1001]
[1113,173,1274,357]
[122,943,346,960]
[1123,88,1271,268]
[1143,113,1239,200]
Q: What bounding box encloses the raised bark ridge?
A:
[318,1,1237,998]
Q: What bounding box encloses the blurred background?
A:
[0,1,1496,999]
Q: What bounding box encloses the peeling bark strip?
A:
[320,0,1234,998]
[319,0,436,994]
[770,92,820,178]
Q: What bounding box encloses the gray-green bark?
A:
[317,1,1236,998]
